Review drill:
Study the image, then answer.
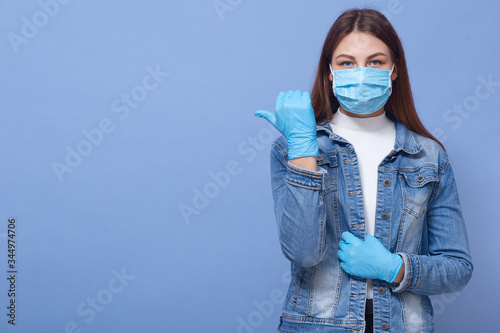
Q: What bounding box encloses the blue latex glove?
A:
[337,232,403,283]
[255,90,318,160]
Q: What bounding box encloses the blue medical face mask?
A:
[329,64,395,115]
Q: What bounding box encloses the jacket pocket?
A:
[399,166,438,219]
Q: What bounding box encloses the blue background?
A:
[1,0,499,332]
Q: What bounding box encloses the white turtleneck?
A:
[329,108,395,299]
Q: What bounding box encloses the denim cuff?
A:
[391,252,421,293]
[285,161,326,190]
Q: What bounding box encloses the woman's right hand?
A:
[254,90,319,160]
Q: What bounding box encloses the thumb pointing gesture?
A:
[254,110,277,128]
[254,90,318,160]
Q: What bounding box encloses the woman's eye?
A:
[369,60,381,66]
[342,61,353,67]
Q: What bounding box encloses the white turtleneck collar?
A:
[330,108,394,134]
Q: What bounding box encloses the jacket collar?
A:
[316,118,422,155]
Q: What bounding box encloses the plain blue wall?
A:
[1,0,499,332]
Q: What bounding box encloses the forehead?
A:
[333,32,390,57]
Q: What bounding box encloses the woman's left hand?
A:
[337,232,403,283]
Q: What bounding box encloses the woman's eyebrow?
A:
[335,52,388,60]
[335,54,355,60]
[367,52,388,59]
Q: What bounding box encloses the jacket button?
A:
[381,322,389,330]
[417,175,424,183]
[377,287,386,294]
[383,179,391,186]
[381,213,390,220]
[316,155,323,161]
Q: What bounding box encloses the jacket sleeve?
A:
[270,138,328,267]
[392,158,473,295]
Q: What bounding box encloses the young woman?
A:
[254,8,473,333]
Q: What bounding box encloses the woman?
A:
[254,8,473,333]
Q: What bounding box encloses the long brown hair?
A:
[311,8,445,151]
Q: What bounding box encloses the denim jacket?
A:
[270,119,473,333]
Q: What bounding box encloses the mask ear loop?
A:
[329,64,337,96]
[389,63,395,85]
[388,63,395,92]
